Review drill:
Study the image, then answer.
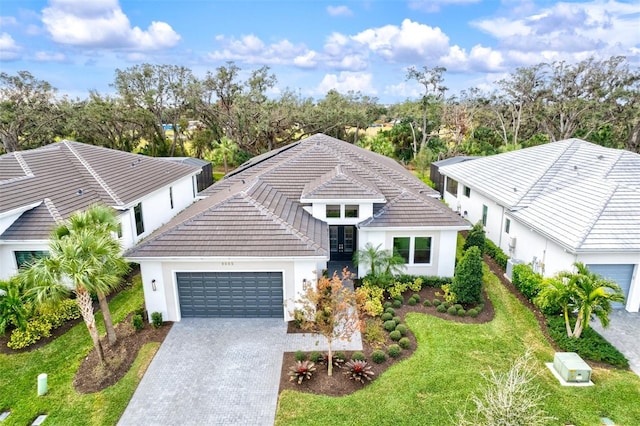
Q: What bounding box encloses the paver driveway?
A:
[591,310,640,377]
[118,318,361,426]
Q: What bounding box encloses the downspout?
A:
[498,205,505,248]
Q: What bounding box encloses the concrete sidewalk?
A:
[118,318,362,426]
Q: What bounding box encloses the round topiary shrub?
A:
[384,307,396,316]
[391,316,401,325]
[398,337,411,349]
[407,298,417,306]
[447,306,458,316]
[453,304,463,311]
[295,350,307,362]
[393,295,404,302]
[383,320,397,332]
[372,349,386,363]
[388,344,401,358]
[309,351,323,363]
[477,303,484,312]
[432,298,441,306]
[468,308,479,318]
[383,301,393,309]
[457,308,466,316]
[411,293,421,302]
[423,299,432,307]
[381,312,393,321]
[392,299,402,308]
[436,304,447,313]
[395,324,408,336]
[389,330,402,341]
[334,351,346,362]
[352,351,366,361]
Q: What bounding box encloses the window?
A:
[463,186,471,197]
[14,251,48,269]
[414,237,432,264]
[326,205,341,218]
[169,187,174,209]
[393,237,410,263]
[446,178,458,196]
[134,203,145,236]
[505,218,511,234]
[482,205,488,226]
[345,205,359,218]
[329,227,338,251]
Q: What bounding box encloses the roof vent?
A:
[573,165,578,170]
[597,155,604,160]
[77,189,83,196]
[513,187,517,192]
[131,162,135,167]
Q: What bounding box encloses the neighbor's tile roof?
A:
[126,134,469,259]
[0,141,200,240]
[440,138,640,252]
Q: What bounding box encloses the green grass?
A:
[275,267,640,425]
[0,280,151,426]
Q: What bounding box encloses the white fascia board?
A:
[0,239,50,245]
[358,225,471,232]
[126,255,329,263]
[299,197,386,204]
[0,201,43,218]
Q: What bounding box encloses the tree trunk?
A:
[563,307,573,338]
[327,340,333,377]
[1,134,19,153]
[98,291,117,345]
[77,288,105,364]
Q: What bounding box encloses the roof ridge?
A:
[575,181,617,250]
[602,149,625,181]
[244,191,325,253]
[359,190,409,226]
[62,140,123,205]
[13,151,34,177]
[43,197,64,224]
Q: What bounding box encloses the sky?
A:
[1,0,639,104]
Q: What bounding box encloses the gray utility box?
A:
[553,352,592,382]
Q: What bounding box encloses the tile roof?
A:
[126,134,469,259]
[439,139,640,252]
[0,141,200,240]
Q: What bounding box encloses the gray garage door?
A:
[586,264,635,309]
[176,272,283,318]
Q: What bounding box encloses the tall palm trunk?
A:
[98,291,116,345]
[77,288,105,364]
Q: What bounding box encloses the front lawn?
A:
[0,280,156,426]
[276,268,640,425]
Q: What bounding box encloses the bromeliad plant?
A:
[288,360,316,385]
[344,359,375,384]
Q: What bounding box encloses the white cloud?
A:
[327,5,353,17]
[293,51,318,68]
[316,71,377,95]
[0,32,20,60]
[209,34,310,65]
[41,0,180,50]
[0,16,18,26]
[408,0,481,13]
[33,51,66,62]
[352,19,450,62]
[384,81,421,99]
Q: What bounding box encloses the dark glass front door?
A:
[329,225,356,261]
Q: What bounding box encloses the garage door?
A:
[176,272,283,318]
[586,264,635,309]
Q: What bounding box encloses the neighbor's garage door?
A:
[176,272,283,318]
[586,264,635,309]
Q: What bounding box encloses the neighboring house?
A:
[0,140,203,280]
[430,156,477,198]
[126,134,469,321]
[439,138,640,312]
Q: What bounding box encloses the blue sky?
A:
[1,0,639,103]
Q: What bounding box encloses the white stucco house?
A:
[439,138,640,312]
[126,134,470,322]
[0,140,203,280]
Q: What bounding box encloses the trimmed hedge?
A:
[484,238,508,270]
[395,275,452,288]
[512,264,543,301]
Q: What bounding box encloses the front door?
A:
[330,225,356,261]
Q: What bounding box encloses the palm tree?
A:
[214,136,238,174]
[535,262,625,338]
[353,243,406,287]
[57,205,128,345]
[19,210,128,363]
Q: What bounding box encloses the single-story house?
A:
[0,140,203,280]
[126,134,470,321]
[439,138,640,312]
[430,156,477,198]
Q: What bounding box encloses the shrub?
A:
[411,293,421,302]
[371,349,386,363]
[432,298,441,306]
[436,304,447,313]
[438,284,457,304]
[7,299,80,350]
[398,337,411,349]
[364,319,386,345]
[408,277,423,292]
[352,351,366,361]
[423,299,432,307]
[389,282,408,299]
[383,301,393,309]
[512,264,544,301]
[457,308,466,316]
[389,330,402,341]
[383,320,397,332]
[468,308,479,318]
[476,303,485,313]
[288,361,316,384]
[407,298,417,306]
[422,276,453,287]
[334,351,346,362]
[451,246,483,304]
[464,221,486,253]
[453,304,463,310]
[392,299,402,308]
[395,324,408,336]
[484,239,508,270]
[387,344,402,358]
[293,309,306,328]
[132,314,144,331]
[344,359,375,383]
[356,285,384,317]
[295,350,307,362]
[384,307,396,316]
[381,312,393,321]
[447,306,458,316]
[392,294,404,302]
[392,316,402,325]
[151,311,163,328]
[309,351,323,363]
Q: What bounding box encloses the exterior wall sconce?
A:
[302,278,307,286]
[151,279,157,291]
